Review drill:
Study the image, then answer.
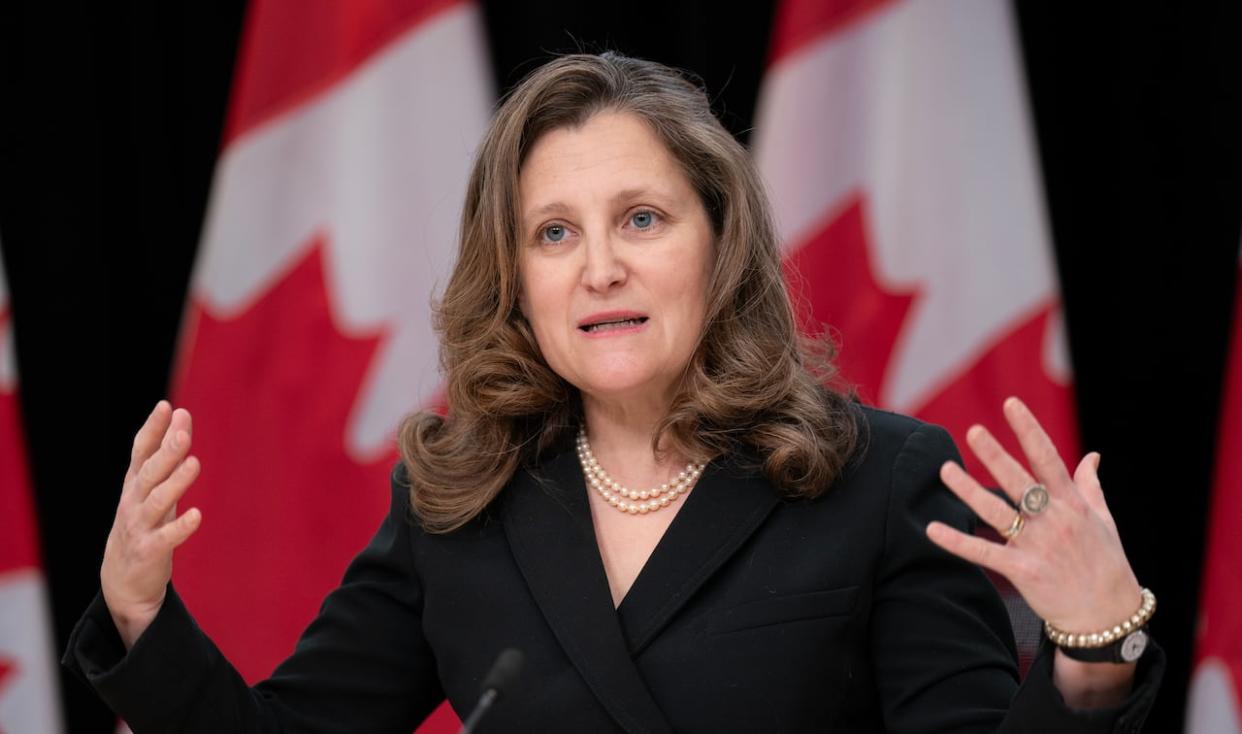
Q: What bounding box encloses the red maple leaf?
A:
[170,238,399,684]
[783,192,922,405]
[912,303,1079,482]
[169,239,463,731]
[782,192,1078,474]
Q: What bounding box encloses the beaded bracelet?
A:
[1044,587,1156,648]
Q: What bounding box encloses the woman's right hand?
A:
[101,400,203,650]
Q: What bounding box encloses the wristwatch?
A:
[1056,627,1150,664]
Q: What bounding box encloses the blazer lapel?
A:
[501,447,674,734]
[615,456,780,654]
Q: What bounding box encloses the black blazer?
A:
[64,406,1162,732]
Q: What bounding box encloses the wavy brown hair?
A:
[398,51,861,532]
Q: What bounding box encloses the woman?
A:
[67,52,1162,732]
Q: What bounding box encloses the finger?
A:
[124,401,172,489]
[965,423,1036,504]
[154,507,202,549]
[1073,452,1115,529]
[141,456,200,527]
[926,521,1019,578]
[133,410,193,501]
[1003,396,1074,494]
[939,461,1021,536]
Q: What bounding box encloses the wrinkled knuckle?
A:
[121,512,143,537]
[137,460,157,486]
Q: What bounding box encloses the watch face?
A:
[1120,629,1149,662]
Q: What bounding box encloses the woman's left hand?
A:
[925,396,1143,641]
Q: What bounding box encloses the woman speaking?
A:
[65,52,1163,732]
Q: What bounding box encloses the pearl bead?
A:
[577,427,703,516]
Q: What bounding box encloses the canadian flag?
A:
[0,241,65,731]
[754,0,1077,671]
[1186,248,1242,733]
[167,1,492,732]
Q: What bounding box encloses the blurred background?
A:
[1,0,1239,732]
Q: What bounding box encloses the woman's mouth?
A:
[580,316,649,333]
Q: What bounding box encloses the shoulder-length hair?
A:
[398,51,861,532]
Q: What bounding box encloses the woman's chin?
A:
[577,371,672,407]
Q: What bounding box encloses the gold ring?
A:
[1000,512,1025,541]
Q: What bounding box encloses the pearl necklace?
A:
[575,428,705,515]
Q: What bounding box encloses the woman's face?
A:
[518,111,714,408]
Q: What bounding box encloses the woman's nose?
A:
[580,233,627,292]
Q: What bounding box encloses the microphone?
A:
[458,648,524,734]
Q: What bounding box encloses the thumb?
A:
[1075,451,1114,526]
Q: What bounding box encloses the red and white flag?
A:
[1186,249,1242,733]
[168,2,492,731]
[754,0,1077,669]
[0,241,65,732]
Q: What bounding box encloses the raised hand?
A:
[100,401,203,649]
[925,396,1143,645]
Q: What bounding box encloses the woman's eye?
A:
[630,211,658,229]
[542,224,567,243]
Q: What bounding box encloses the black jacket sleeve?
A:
[870,422,1164,734]
[62,467,445,733]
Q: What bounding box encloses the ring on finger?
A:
[1000,511,1025,541]
[1020,483,1050,515]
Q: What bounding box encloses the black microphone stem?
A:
[457,648,524,734]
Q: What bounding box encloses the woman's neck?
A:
[580,392,684,487]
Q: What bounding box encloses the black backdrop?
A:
[1,1,1239,731]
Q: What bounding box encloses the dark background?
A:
[2,1,1239,731]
